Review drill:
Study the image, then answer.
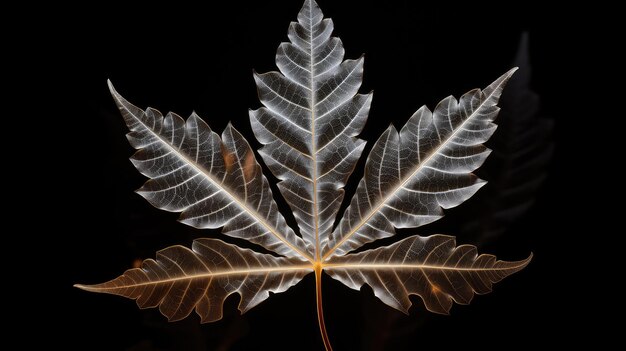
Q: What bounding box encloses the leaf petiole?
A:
[315,263,333,351]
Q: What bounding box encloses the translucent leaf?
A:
[77,1,531,349]
[324,69,517,258]
[109,82,312,259]
[250,0,370,257]
[326,235,531,314]
[76,239,311,322]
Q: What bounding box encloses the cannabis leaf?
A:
[76,1,531,349]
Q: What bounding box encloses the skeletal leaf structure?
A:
[76,1,531,349]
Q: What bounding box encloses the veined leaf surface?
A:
[250,0,370,258]
[77,1,531,350]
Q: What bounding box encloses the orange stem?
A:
[315,265,333,351]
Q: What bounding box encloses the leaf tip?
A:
[506,252,533,272]
[523,252,534,266]
[225,121,234,131]
[107,79,117,95]
[252,70,261,81]
[74,283,98,292]
[475,178,488,188]
[505,66,519,79]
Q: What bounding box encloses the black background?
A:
[41,0,587,349]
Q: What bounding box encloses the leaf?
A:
[107,82,312,260]
[75,238,311,322]
[250,0,370,258]
[323,68,517,258]
[76,1,532,349]
[326,235,531,314]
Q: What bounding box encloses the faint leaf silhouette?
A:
[461,32,554,243]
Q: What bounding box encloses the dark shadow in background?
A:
[52,0,576,350]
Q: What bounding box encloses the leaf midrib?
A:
[309,8,321,261]
[323,263,519,271]
[77,259,520,292]
[77,265,315,291]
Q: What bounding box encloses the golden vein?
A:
[80,265,315,290]
[323,263,525,271]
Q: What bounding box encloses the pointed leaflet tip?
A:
[188,111,206,127]
[482,67,519,102]
[513,252,534,270]
[107,79,119,98]
[74,283,100,293]
[107,79,125,101]
[493,67,519,88]
[298,0,323,26]
[225,121,234,132]
[500,67,519,85]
